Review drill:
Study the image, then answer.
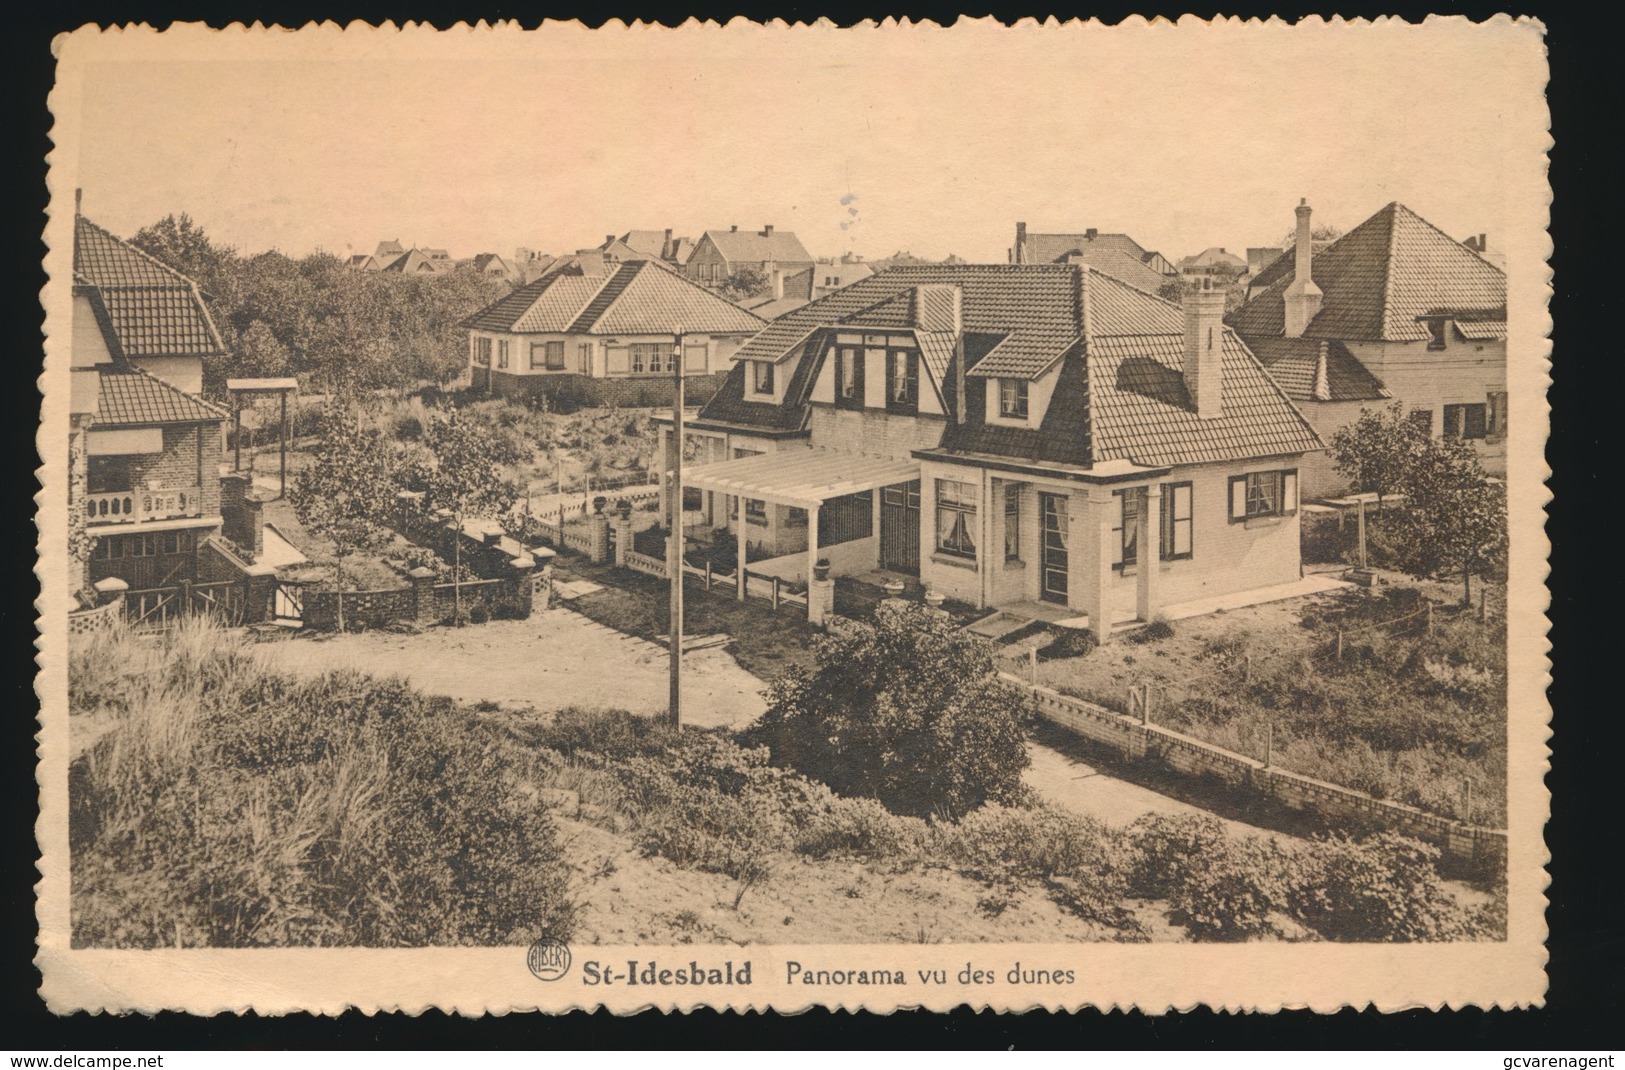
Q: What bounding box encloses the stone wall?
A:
[302,586,418,631]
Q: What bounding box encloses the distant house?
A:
[70,208,233,591]
[662,263,1322,640]
[1229,200,1508,497]
[346,253,381,271]
[616,228,695,269]
[864,251,966,274]
[460,259,766,407]
[1008,222,1176,294]
[468,253,514,278]
[379,249,445,275]
[1178,247,1249,284]
[684,225,815,286]
[743,257,875,321]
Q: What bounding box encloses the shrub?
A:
[1122,813,1230,900]
[70,622,575,948]
[1130,617,1175,644]
[468,602,491,624]
[1040,627,1097,661]
[1288,831,1471,942]
[751,601,1032,819]
[1170,836,1299,942]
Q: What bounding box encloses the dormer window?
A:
[999,378,1030,419]
[752,360,776,396]
[836,346,864,409]
[1424,317,1449,351]
[886,348,918,414]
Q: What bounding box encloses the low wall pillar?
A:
[242,563,278,624]
[613,511,633,568]
[509,554,536,620]
[589,510,611,564]
[409,566,438,624]
[808,575,835,628]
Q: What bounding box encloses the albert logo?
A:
[526,938,572,982]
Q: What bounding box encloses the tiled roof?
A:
[1229,202,1507,343]
[1060,246,1171,294]
[1239,337,1388,404]
[461,274,607,332]
[699,228,814,268]
[1454,319,1507,341]
[461,261,762,336]
[695,331,821,432]
[712,262,1322,468]
[1084,331,1323,466]
[94,366,227,427]
[1024,230,1151,266]
[73,215,225,358]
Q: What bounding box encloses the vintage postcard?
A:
[37,16,1551,1014]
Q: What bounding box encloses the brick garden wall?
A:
[1019,676,1506,868]
[303,586,418,631]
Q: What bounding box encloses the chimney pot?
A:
[1085,228,1098,240]
[731,224,738,232]
[763,224,774,236]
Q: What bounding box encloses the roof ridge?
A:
[76,216,195,288]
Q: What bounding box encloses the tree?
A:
[1329,401,1432,510]
[131,213,234,286]
[1391,435,1507,606]
[1275,222,1345,251]
[234,320,293,378]
[289,399,397,632]
[421,406,521,623]
[751,601,1032,818]
[716,266,771,303]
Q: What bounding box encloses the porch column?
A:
[1137,483,1161,623]
[806,504,821,571]
[736,510,748,601]
[1077,486,1116,644]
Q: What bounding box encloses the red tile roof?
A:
[1229,202,1507,343]
[94,366,228,427]
[73,215,226,358]
[461,260,763,336]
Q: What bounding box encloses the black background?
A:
[4,0,1617,1047]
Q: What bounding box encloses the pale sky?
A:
[63,18,1545,265]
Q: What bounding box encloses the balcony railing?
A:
[86,486,203,526]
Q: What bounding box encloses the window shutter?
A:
[606,347,630,375]
[1283,471,1298,515]
[1229,476,1247,521]
[684,344,708,373]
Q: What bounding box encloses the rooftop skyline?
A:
[62,19,1542,265]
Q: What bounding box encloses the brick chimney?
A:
[770,268,784,300]
[1085,228,1098,240]
[1183,276,1227,418]
[730,224,739,232]
[762,224,775,237]
[663,228,674,257]
[1014,221,1027,263]
[1283,198,1323,338]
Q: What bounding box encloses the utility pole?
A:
[667,328,686,728]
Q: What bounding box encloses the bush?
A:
[1122,813,1231,900]
[1039,626,1097,661]
[468,602,491,624]
[1170,836,1299,941]
[1130,617,1175,644]
[751,601,1032,819]
[1289,831,1473,942]
[70,621,575,948]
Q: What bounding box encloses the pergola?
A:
[225,378,299,497]
[681,446,920,600]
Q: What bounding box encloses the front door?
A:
[1039,492,1069,604]
[879,480,921,575]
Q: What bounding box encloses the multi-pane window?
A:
[1004,485,1022,561]
[630,343,665,375]
[1160,482,1193,560]
[1112,488,1145,568]
[532,341,565,370]
[752,361,776,396]
[1443,403,1489,440]
[1229,470,1298,522]
[999,378,1029,419]
[836,347,863,407]
[744,498,767,524]
[935,478,977,558]
[886,349,918,413]
[496,340,510,369]
[473,337,493,366]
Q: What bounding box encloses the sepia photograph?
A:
[36,16,1551,1014]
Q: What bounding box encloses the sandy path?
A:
[259,607,769,729]
[1023,741,1279,837]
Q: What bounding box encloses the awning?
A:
[682,446,920,510]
